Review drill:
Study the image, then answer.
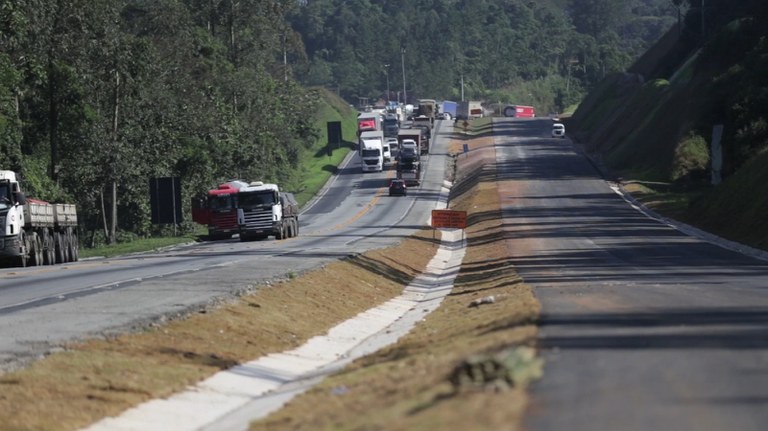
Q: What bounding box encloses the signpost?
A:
[431,209,468,241]
[431,210,467,228]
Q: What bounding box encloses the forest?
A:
[0,1,683,246]
[291,0,681,111]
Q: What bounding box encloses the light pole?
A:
[383,64,390,102]
[401,46,406,105]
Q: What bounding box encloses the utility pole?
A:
[401,46,406,104]
[383,64,390,102]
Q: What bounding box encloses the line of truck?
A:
[356,103,434,186]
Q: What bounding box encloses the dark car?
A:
[388,179,407,196]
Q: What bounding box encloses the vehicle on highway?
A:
[192,180,250,240]
[0,170,78,267]
[552,123,566,138]
[357,112,382,136]
[388,179,407,196]
[438,100,457,120]
[237,182,299,241]
[396,140,421,186]
[397,128,428,156]
[382,140,393,167]
[416,99,437,126]
[457,100,484,119]
[383,114,399,138]
[504,105,536,118]
[386,137,399,161]
[359,131,385,172]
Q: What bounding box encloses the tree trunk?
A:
[48,58,59,183]
[100,189,109,241]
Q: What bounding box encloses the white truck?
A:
[236,181,299,241]
[0,170,79,267]
[457,101,484,119]
[359,131,384,172]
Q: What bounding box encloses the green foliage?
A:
[290,0,677,104]
[0,53,23,171]
[671,132,709,182]
[1,0,320,246]
[685,148,768,249]
[17,157,70,202]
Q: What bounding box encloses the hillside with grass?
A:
[286,88,358,207]
[568,0,768,251]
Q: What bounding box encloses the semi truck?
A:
[398,128,428,156]
[237,182,299,241]
[382,114,399,138]
[457,101,484,119]
[359,131,384,172]
[439,101,457,120]
[396,140,421,186]
[0,170,78,267]
[357,112,382,136]
[417,99,437,125]
[192,180,249,240]
[503,105,536,118]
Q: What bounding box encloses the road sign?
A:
[431,209,468,229]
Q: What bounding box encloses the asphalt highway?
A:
[493,118,768,431]
[0,119,451,373]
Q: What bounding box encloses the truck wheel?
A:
[30,233,44,266]
[55,233,65,264]
[276,225,284,240]
[44,231,55,265]
[294,219,299,236]
[72,233,79,261]
[66,231,76,262]
[17,230,29,267]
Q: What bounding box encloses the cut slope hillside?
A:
[569,5,768,251]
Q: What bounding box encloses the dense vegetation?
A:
[0,0,679,247]
[0,0,321,245]
[290,0,679,112]
[568,0,768,248]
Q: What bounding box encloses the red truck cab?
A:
[192,180,249,240]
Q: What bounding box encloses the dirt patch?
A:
[249,120,541,431]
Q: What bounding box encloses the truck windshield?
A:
[239,191,276,208]
[362,149,381,157]
[209,195,234,210]
[0,183,10,209]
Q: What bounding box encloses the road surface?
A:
[492,118,768,431]
[0,120,451,374]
